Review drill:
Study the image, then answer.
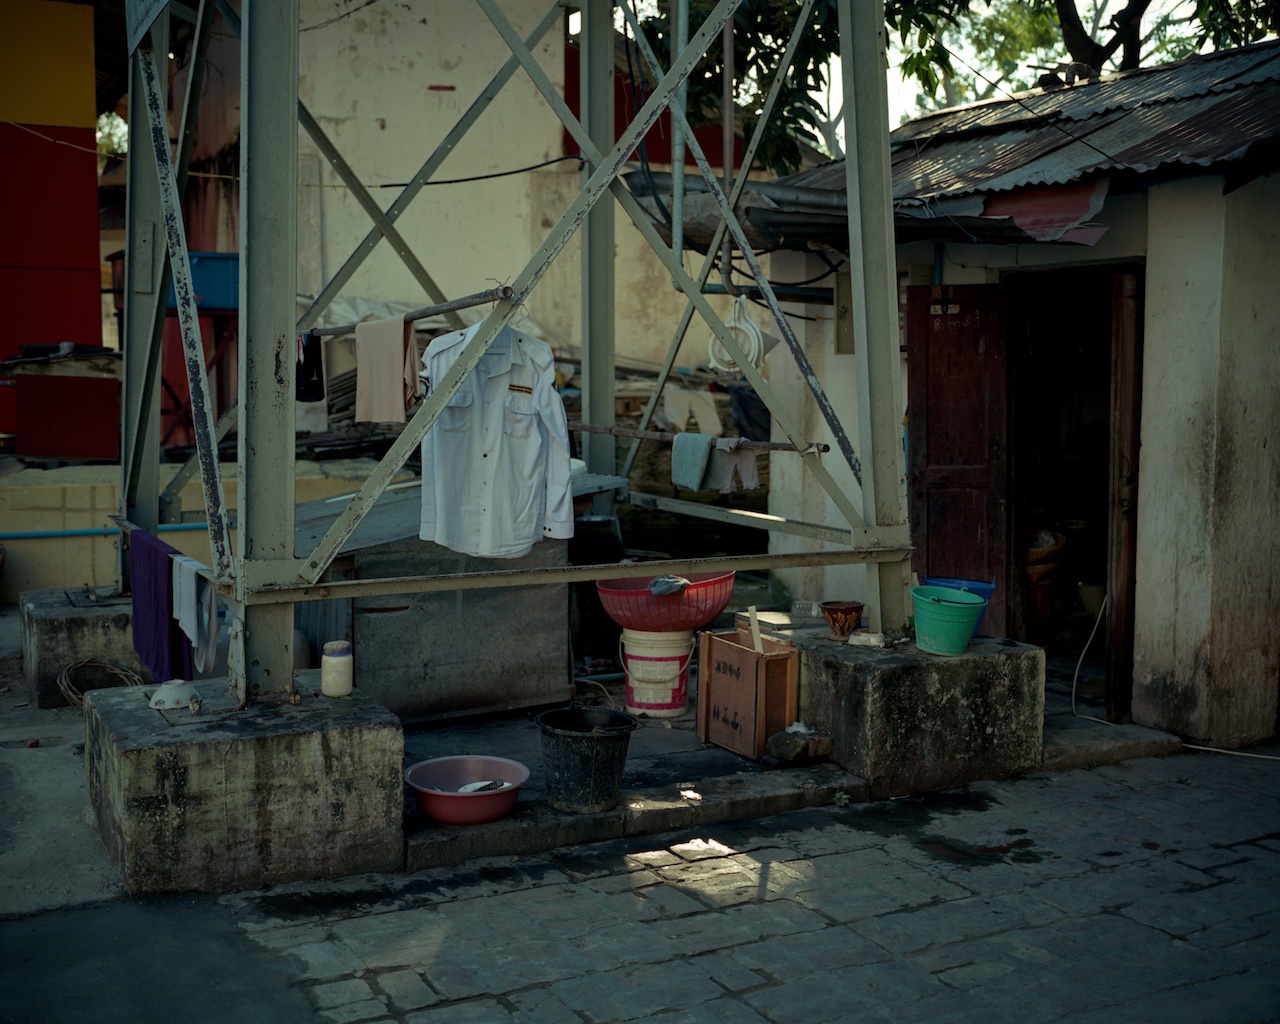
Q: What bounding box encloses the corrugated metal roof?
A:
[785,39,1280,208]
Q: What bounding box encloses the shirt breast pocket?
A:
[503,393,536,439]
[440,389,474,431]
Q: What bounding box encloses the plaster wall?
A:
[1132,175,1279,745]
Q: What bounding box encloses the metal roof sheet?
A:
[783,39,1280,208]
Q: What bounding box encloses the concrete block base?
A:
[797,635,1045,798]
[20,587,149,708]
[84,677,404,893]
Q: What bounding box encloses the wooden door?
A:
[1106,273,1142,720]
[907,285,1009,636]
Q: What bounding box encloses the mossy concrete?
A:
[20,587,148,708]
[84,675,404,894]
[795,635,1045,799]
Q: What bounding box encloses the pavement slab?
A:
[3,605,1279,1024]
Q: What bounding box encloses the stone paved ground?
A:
[218,748,1280,1024]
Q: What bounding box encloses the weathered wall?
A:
[1132,175,1280,745]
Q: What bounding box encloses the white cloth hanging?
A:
[171,555,219,674]
[419,322,574,558]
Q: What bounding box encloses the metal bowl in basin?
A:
[405,755,530,825]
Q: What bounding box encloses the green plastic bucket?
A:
[912,585,988,656]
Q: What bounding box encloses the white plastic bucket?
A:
[620,627,694,717]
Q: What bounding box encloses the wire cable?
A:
[1072,593,1280,761]
[1071,593,1111,725]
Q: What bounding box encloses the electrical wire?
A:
[727,251,845,287]
[1070,593,1110,725]
[1072,594,1280,762]
[926,40,1125,169]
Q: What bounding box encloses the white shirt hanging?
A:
[419,322,574,558]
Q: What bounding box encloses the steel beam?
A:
[297,0,741,585]
[839,1,913,633]
[240,546,911,606]
[138,46,233,578]
[620,0,818,479]
[626,492,889,546]
[294,1,564,333]
[295,102,464,332]
[235,0,301,698]
[482,6,868,534]
[581,0,616,488]
[620,6,864,487]
[120,18,168,543]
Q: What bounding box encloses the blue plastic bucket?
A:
[920,577,996,637]
[912,585,988,656]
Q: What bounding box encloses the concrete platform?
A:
[795,633,1046,798]
[20,586,149,708]
[1,600,1185,906]
[83,672,404,894]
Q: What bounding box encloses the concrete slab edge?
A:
[406,767,869,871]
[1043,722,1184,772]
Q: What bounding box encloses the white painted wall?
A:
[1132,175,1280,745]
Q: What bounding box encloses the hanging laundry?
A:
[712,437,760,494]
[662,389,722,435]
[354,316,418,422]
[671,432,716,491]
[671,434,760,493]
[129,531,193,682]
[295,332,326,403]
[171,555,220,674]
[419,322,574,558]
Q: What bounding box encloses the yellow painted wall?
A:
[0,1,96,128]
[0,460,410,603]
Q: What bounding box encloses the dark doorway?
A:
[906,266,1143,721]
[1005,265,1143,718]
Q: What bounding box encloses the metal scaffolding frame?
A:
[119,0,911,706]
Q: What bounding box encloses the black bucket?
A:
[536,704,638,813]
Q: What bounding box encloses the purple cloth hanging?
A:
[129,530,194,682]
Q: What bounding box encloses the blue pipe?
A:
[0,523,210,541]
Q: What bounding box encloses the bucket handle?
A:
[618,635,698,685]
[925,594,984,606]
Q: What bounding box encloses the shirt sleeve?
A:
[537,359,575,540]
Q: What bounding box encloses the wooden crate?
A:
[697,628,798,760]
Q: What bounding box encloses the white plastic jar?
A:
[320,640,353,697]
